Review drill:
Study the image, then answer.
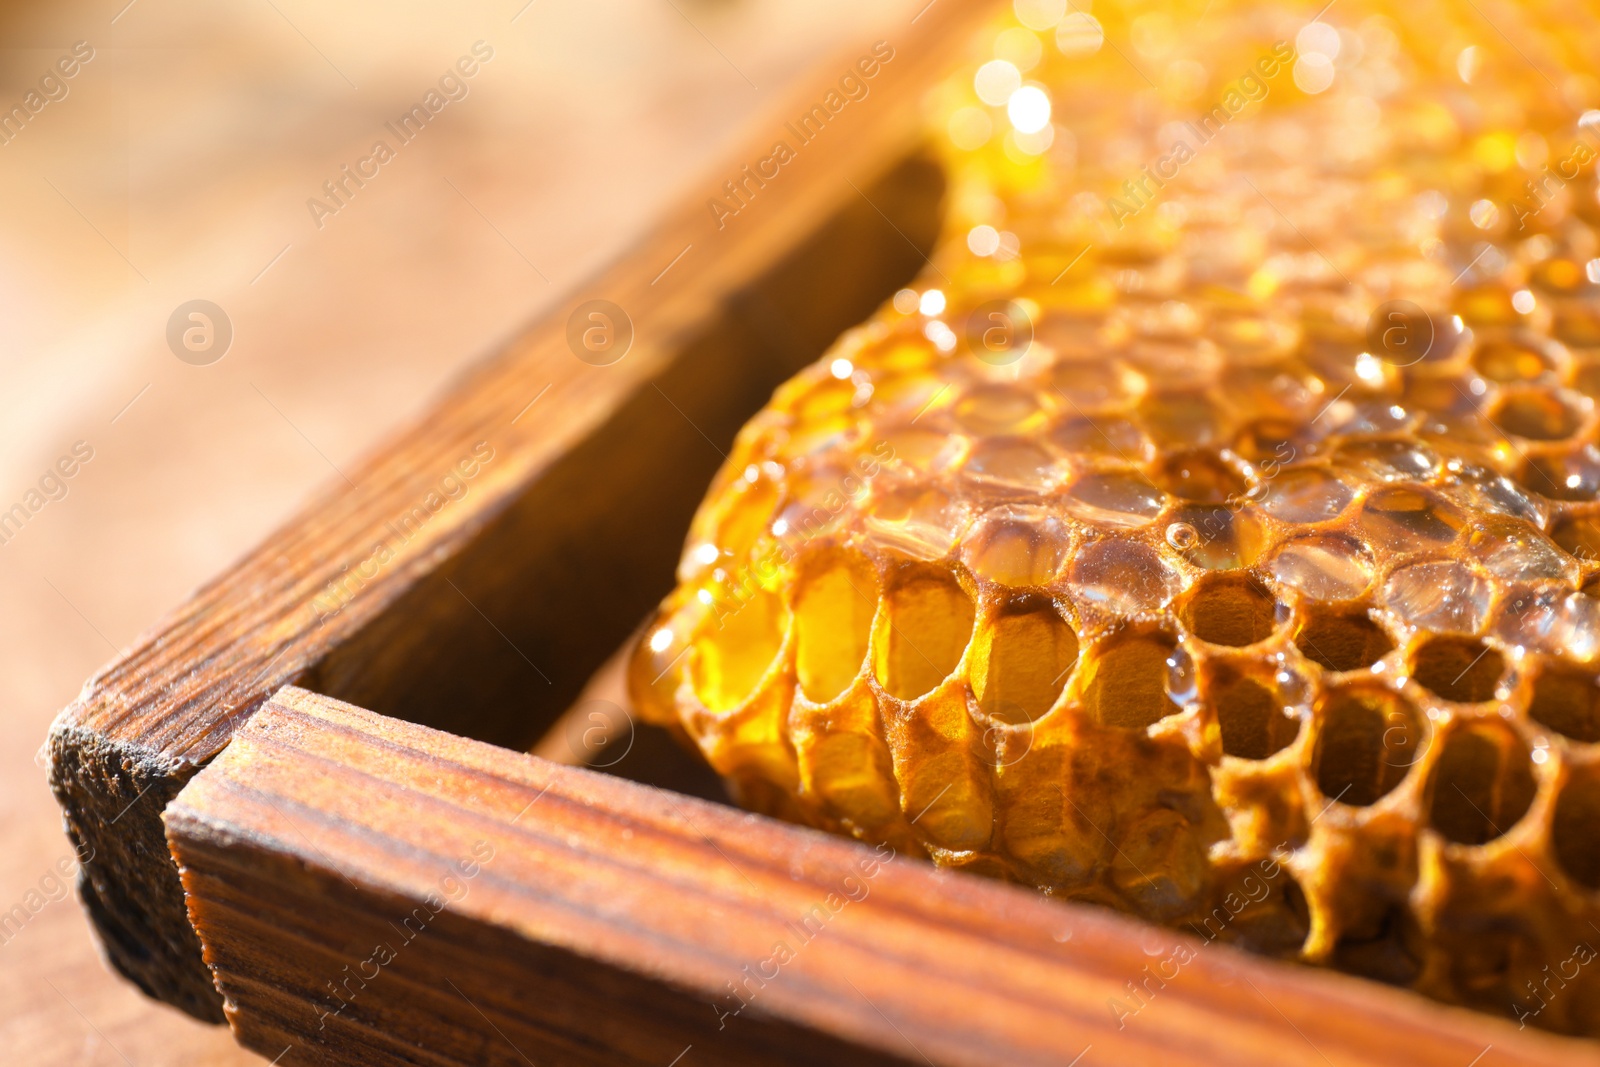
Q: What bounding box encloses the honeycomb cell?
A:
[1409,636,1504,703]
[1335,399,1420,438]
[1575,360,1600,401]
[1383,560,1491,634]
[1426,723,1536,845]
[973,599,1079,724]
[1258,467,1355,523]
[1529,257,1587,294]
[873,368,947,417]
[864,484,965,560]
[1336,439,1441,483]
[1451,466,1545,526]
[799,730,900,830]
[962,436,1063,492]
[1472,338,1555,382]
[1494,584,1577,654]
[1551,511,1600,563]
[1328,903,1423,987]
[1360,487,1465,553]
[797,376,860,420]
[1466,517,1574,583]
[1083,628,1182,729]
[963,505,1070,586]
[1165,503,1265,570]
[777,466,858,536]
[1178,573,1279,647]
[875,424,965,474]
[1220,865,1311,956]
[1152,449,1248,503]
[1207,299,1291,347]
[1410,379,1496,446]
[783,410,860,459]
[1521,443,1600,501]
[1527,661,1600,743]
[1212,671,1301,760]
[1304,331,1374,386]
[691,588,787,713]
[1139,390,1222,447]
[1455,285,1522,328]
[954,383,1045,434]
[1123,299,1203,342]
[1071,539,1183,613]
[1413,303,1473,365]
[794,552,879,703]
[1112,808,1209,920]
[1552,768,1600,889]
[1063,470,1167,528]
[1048,360,1139,410]
[875,568,975,701]
[1127,342,1217,388]
[1296,607,1393,672]
[1048,415,1150,461]
[897,749,993,853]
[1270,534,1375,600]
[699,476,780,575]
[1312,689,1422,806]
[1554,299,1600,348]
[1233,420,1302,465]
[1493,388,1584,441]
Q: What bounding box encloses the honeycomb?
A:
[627,0,1600,1033]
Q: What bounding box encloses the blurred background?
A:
[0,0,917,1061]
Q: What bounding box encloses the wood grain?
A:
[4,5,951,1063]
[162,687,1582,1067]
[47,0,996,1020]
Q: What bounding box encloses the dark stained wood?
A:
[529,635,733,805]
[47,1,994,1019]
[164,688,1582,1067]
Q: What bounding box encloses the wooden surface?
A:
[0,0,939,1061]
[164,687,1584,1067]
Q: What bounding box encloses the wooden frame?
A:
[42,0,1600,1061]
[167,687,1578,1066]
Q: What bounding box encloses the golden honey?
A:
[630,0,1600,1033]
